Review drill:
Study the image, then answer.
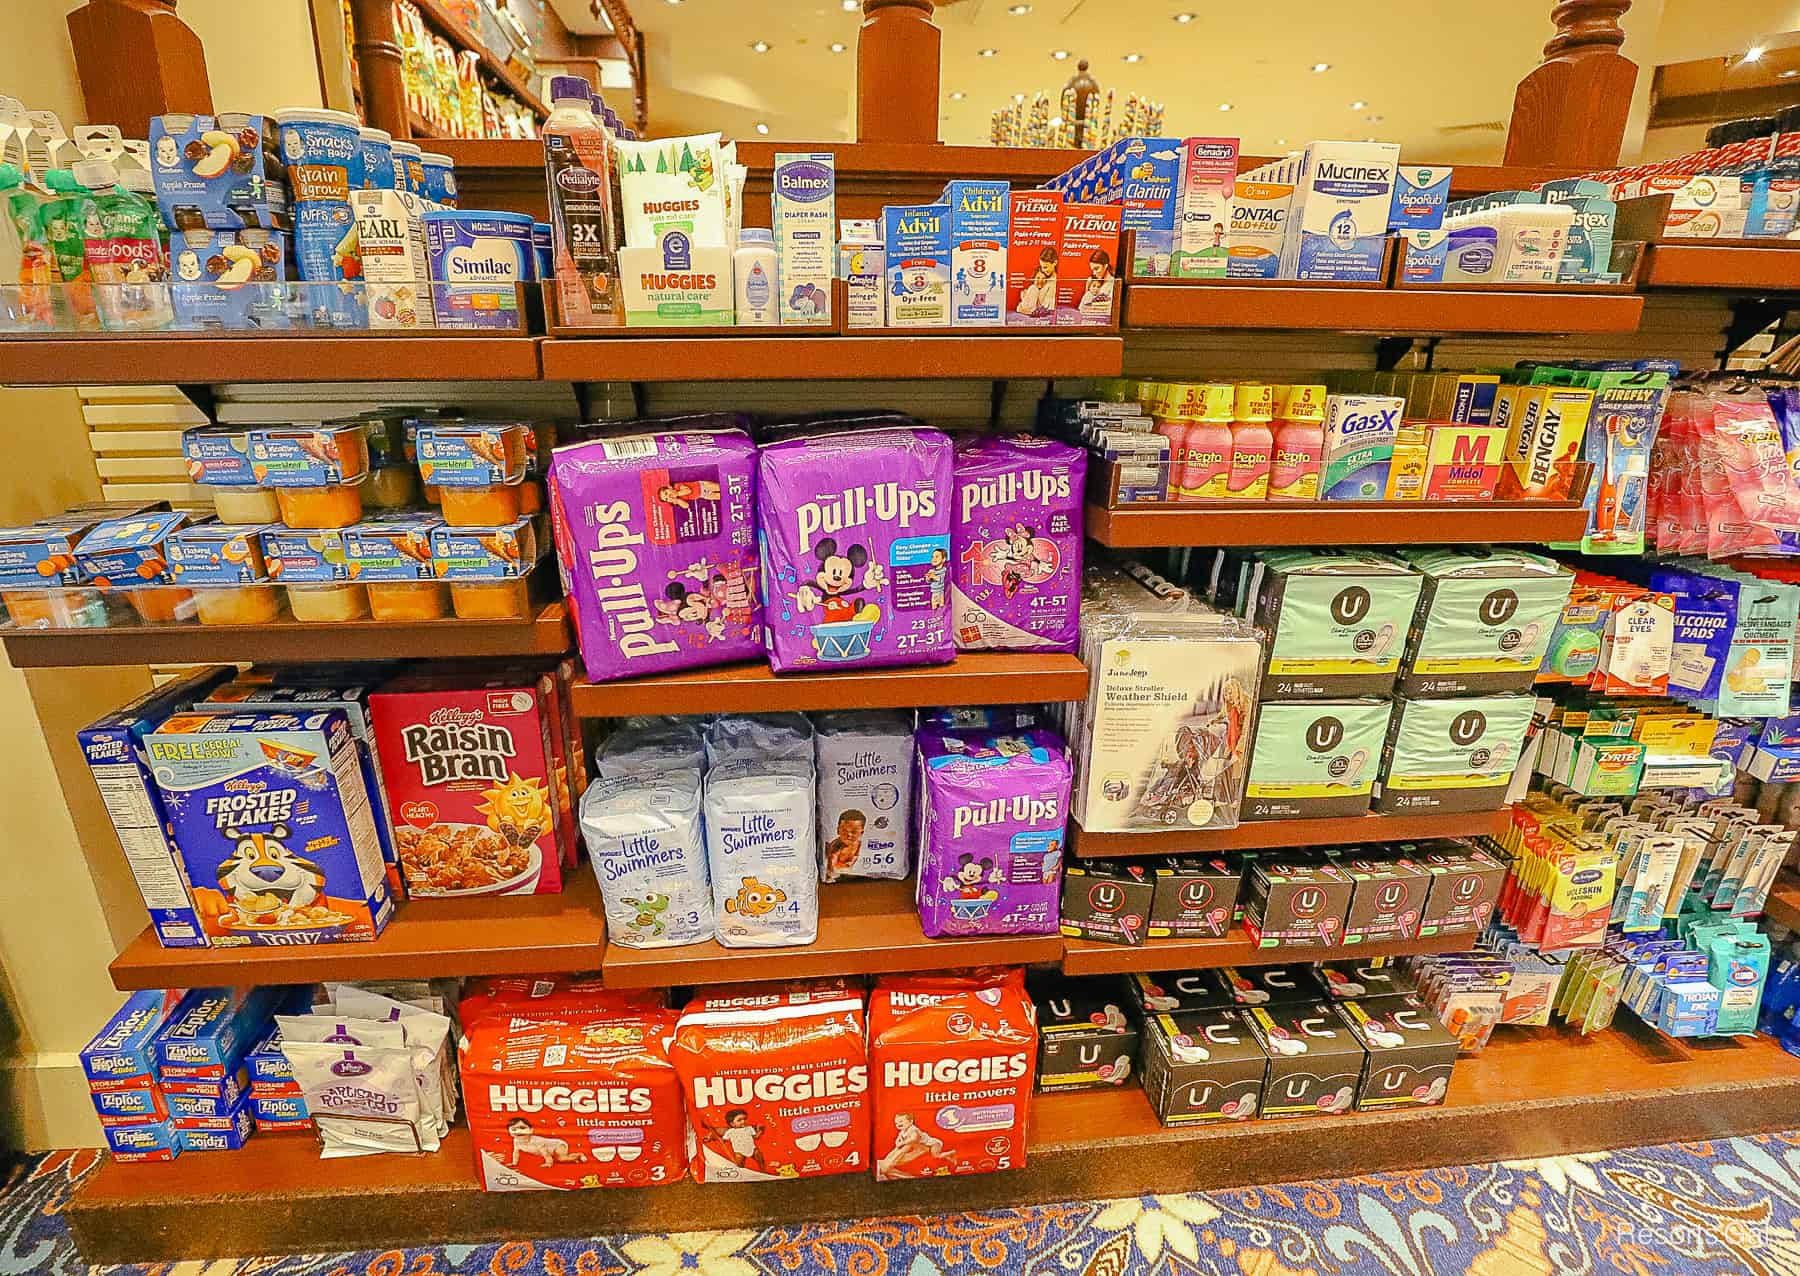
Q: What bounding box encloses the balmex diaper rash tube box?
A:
[1172,137,1239,278]
[1397,548,1575,696]
[1006,190,1062,325]
[1242,699,1394,821]
[1371,693,1536,814]
[1249,549,1424,698]
[1280,141,1399,282]
[772,153,835,324]
[883,202,951,327]
[939,180,1009,326]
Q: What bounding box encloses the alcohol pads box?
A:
[1006,190,1062,326]
[1372,695,1536,814]
[883,202,951,327]
[772,153,835,324]
[1172,137,1239,278]
[618,241,734,326]
[1321,395,1404,500]
[1339,996,1456,1110]
[1243,700,1392,820]
[1250,549,1424,697]
[1031,973,1140,1090]
[1389,165,1452,233]
[1149,857,1240,939]
[1281,141,1400,282]
[939,180,1009,325]
[1056,203,1121,327]
[1397,548,1575,696]
[1242,1002,1363,1118]
[1141,1008,1269,1124]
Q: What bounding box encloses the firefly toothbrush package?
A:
[1533,363,1672,557]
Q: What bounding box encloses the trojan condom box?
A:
[1141,1007,1269,1125]
[1397,548,1575,697]
[1242,699,1393,820]
[1249,550,1424,699]
[1372,694,1536,814]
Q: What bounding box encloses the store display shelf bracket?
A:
[1069,808,1512,858]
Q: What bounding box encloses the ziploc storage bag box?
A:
[1397,548,1574,695]
[1372,693,1535,813]
[79,666,235,949]
[939,180,1009,326]
[83,990,179,1089]
[1281,141,1399,282]
[152,987,282,1074]
[146,711,393,945]
[1243,699,1393,821]
[107,1118,180,1163]
[1250,549,1423,697]
[883,202,951,327]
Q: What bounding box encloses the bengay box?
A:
[1250,549,1423,697]
[1373,695,1536,814]
[1281,141,1399,282]
[883,202,951,327]
[939,180,1009,326]
[1243,700,1393,820]
[1397,548,1575,696]
[1339,995,1458,1111]
[1031,972,1141,1091]
[1005,189,1061,326]
[1141,1007,1269,1124]
[78,666,234,948]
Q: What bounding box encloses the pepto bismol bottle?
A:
[543,74,622,327]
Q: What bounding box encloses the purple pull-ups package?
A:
[916,725,1072,937]
[950,433,1086,652]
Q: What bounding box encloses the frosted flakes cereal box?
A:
[146,711,393,945]
[370,672,566,897]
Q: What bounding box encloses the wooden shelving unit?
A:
[1123,281,1645,334]
[539,333,1124,381]
[65,1020,1800,1263]
[0,335,544,385]
[2,602,570,668]
[411,0,550,120]
[1765,872,1800,931]
[570,652,1088,717]
[108,874,605,991]
[1086,500,1593,549]
[1060,925,1478,976]
[1637,242,1800,292]
[1068,809,1511,859]
[601,879,1061,989]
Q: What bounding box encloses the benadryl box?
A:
[1281,141,1400,282]
[939,180,1009,326]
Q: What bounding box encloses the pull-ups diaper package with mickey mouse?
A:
[756,427,955,673]
[950,434,1085,652]
[915,725,1071,938]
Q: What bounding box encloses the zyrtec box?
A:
[1006,189,1062,326]
[939,180,1009,326]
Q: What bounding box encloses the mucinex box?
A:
[939,180,1009,325]
[1281,141,1400,282]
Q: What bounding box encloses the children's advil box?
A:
[145,711,393,945]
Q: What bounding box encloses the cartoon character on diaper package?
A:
[756,427,955,672]
[951,434,1085,652]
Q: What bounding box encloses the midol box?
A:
[1006,189,1062,325]
[1281,141,1400,281]
[1243,699,1393,820]
[882,202,951,327]
[1172,137,1239,278]
[939,180,1009,325]
[1397,548,1575,696]
[1373,694,1536,814]
[772,153,836,324]
[1250,549,1424,698]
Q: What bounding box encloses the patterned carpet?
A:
[7,1134,1800,1275]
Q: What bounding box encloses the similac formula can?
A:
[391,140,426,197]
[422,209,534,330]
[418,151,458,206]
[274,107,367,327]
[532,221,553,279]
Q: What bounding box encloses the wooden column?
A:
[857,0,940,145]
[66,0,212,129]
[350,0,410,137]
[1504,0,1638,168]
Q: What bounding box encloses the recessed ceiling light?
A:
[829,42,847,52]
[949,91,967,100]
[750,40,770,52]
[665,0,681,5]
[1013,93,1025,102]
[1174,11,1196,21]
[755,122,769,135]
[1051,49,1070,60]
[1274,137,1287,145]
[1218,103,1233,112]
[1745,44,1768,62]
[1311,62,1330,72]
[1349,100,1367,109]
[842,0,858,9]
[1366,114,1384,122]
[1007,3,1031,12]
[979,47,999,57]
[1123,53,1143,63]
[1365,135,1378,142]
[1783,68,1800,78]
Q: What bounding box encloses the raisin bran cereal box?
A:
[459,1000,686,1190]
[146,712,393,945]
[951,434,1085,652]
[757,427,954,673]
[670,980,870,1182]
[370,671,565,897]
[869,970,1036,1181]
[547,430,762,684]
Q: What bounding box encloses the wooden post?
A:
[1504,0,1638,168]
[66,0,212,129]
[349,0,410,137]
[857,0,940,145]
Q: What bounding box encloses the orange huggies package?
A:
[459,1002,686,1191]
[869,969,1037,1182]
[670,980,870,1183]
[459,974,664,1027]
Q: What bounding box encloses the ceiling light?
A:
[1365,135,1378,142]
[1744,44,1768,63]
[1274,137,1286,145]
[1052,49,1070,60]
[829,42,847,52]
[755,122,769,134]
[1311,62,1330,72]
[842,0,858,9]
[1013,93,1025,102]
[1174,12,1196,21]
[1349,100,1367,109]
[665,0,681,5]
[1122,53,1143,63]
[1366,114,1384,122]
[949,91,967,100]
[749,40,770,52]
[1218,103,1233,112]
[1783,68,1800,78]
[979,47,999,57]
[1008,3,1031,12]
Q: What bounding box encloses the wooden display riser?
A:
[65,1021,1800,1264]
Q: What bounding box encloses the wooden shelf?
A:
[1086,500,1592,548]
[0,335,543,385]
[1123,282,1645,334]
[411,0,550,119]
[1060,925,1478,976]
[2,602,570,668]
[1766,871,1800,931]
[1068,809,1511,859]
[1639,242,1800,291]
[539,334,1124,381]
[64,1019,1800,1264]
[571,652,1088,717]
[601,878,1061,989]
[108,873,604,991]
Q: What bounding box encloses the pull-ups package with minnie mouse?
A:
[915,725,1072,937]
[869,969,1036,1181]
[950,434,1086,652]
[756,427,955,673]
[548,430,762,684]
[458,1000,686,1191]
[669,980,870,1183]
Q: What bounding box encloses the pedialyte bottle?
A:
[542,74,622,327]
